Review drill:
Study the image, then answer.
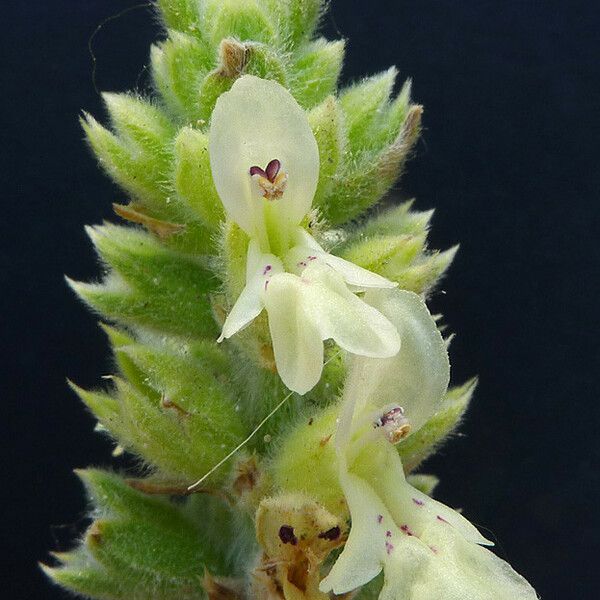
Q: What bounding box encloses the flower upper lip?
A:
[209,75,319,248]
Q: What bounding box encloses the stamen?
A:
[375,407,404,427]
[265,159,281,182]
[374,406,412,444]
[249,166,267,178]
[249,159,288,200]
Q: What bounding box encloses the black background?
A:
[2,1,598,598]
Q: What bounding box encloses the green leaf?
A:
[71,224,219,339]
[372,103,423,185]
[87,518,217,580]
[280,0,326,46]
[290,38,345,108]
[399,378,478,472]
[203,0,277,46]
[44,471,241,599]
[70,278,210,341]
[106,376,235,482]
[77,469,177,522]
[68,382,125,434]
[322,105,423,224]
[174,127,223,227]
[151,31,214,120]
[42,560,131,600]
[392,245,459,294]
[114,378,190,474]
[243,41,288,81]
[156,0,201,34]
[358,201,434,238]
[334,205,457,294]
[338,233,427,278]
[100,324,160,401]
[168,221,219,256]
[78,339,246,482]
[340,68,397,154]
[367,78,413,152]
[309,96,345,209]
[81,113,170,209]
[102,93,175,154]
[406,473,440,496]
[122,342,242,427]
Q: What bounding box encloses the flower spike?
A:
[50,4,538,600]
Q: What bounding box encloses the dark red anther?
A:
[318,526,341,541]
[381,406,405,425]
[265,159,281,182]
[278,525,298,545]
[249,166,267,178]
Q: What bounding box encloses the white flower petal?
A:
[218,241,283,341]
[319,471,387,595]
[380,519,538,600]
[322,252,398,289]
[323,444,535,600]
[263,263,400,394]
[293,228,397,289]
[209,76,319,235]
[301,263,401,359]
[408,488,493,546]
[218,283,264,342]
[263,273,324,395]
[365,447,493,547]
[343,288,450,436]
